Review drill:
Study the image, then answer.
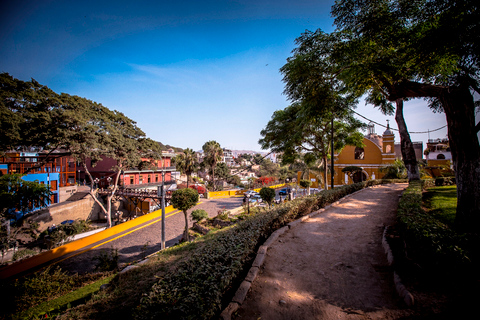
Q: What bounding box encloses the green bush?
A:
[396,180,475,274]
[191,209,208,223]
[259,187,276,206]
[94,247,119,272]
[135,179,395,319]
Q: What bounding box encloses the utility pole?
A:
[331,117,334,189]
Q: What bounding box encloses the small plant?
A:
[191,209,208,223]
[12,248,37,261]
[216,209,230,220]
[141,241,150,260]
[94,247,118,272]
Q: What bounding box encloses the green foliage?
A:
[41,220,92,248]
[380,159,407,179]
[259,187,276,206]
[174,148,198,186]
[396,181,477,274]
[135,179,394,319]
[0,174,52,219]
[191,209,208,223]
[0,265,110,317]
[299,179,312,189]
[202,140,223,191]
[12,248,37,261]
[171,188,199,212]
[94,247,119,272]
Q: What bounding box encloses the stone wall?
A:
[28,194,106,232]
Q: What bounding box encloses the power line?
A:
[351,110,447,134]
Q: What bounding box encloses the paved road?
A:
[57,196,245,274]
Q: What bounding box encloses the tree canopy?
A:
[171,188,199,241]
[281,0,479,231]
[0,73,160,227]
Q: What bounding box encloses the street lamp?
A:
[94,178,99,189]
[246,194,251,214]
[107,176,112,186]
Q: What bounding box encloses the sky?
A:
[0,0,452,153]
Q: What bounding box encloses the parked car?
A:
[244,190,259,196]
[279,188,289,195]
[249,195,262,203]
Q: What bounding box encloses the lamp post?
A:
[107,176,112,186]
[94,178,99,190]
[246,194,251,214]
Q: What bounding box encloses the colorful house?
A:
[0,151,77,218]
[79,151,176,189]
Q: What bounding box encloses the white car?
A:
[244,190,259,196]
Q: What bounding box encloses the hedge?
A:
[135,179,403,320]
[396,180,477,274]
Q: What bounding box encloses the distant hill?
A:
[156,141,184,153]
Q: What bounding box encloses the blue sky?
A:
[1,0,450,152]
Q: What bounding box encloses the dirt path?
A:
[234,184,416,320]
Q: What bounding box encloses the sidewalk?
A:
[232,183,415,320]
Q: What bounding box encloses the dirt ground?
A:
[234,184,420,320]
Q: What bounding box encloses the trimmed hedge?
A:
[135,179,403,319]
[396,181,476,274]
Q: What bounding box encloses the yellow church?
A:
[332,122,396,186]
[299,122,398,188]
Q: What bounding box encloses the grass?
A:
[15,274,115,319]
[423,185,457,226]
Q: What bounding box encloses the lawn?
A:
[423,185,457,226]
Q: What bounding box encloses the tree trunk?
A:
[439,87,480,233]
[395,99,420,181]
[183,210,189,241]
[323,155,328,190]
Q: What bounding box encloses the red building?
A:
[80,151,176,188]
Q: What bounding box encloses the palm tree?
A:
[202,140,223,191]
[174,148,197,187]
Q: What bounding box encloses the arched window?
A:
[354,147,365,160]
[386,145,391,153]
[437,154,446,159]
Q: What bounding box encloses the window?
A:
[130,177,134,185]
[386,145,391,153]
[437,154,446,159]
[354,147,365,160]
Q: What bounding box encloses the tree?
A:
[282,1,480,231]
[380,159,407,179]
[171,188,199,241]
[299,179,313,191]
[0,74,159,228]
[260,102,364,190]
[259,187,276,208]
[202,141,223,191]
[0,174,52,220]
[174,148,198,187]
[0,174,52,252]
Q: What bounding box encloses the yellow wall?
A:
[332,135,397,186]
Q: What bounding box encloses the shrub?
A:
[396,180,475,275]
[259,187,276,206]
[94,247,119,272]
[191,209,208,223]
[135,179,394,319]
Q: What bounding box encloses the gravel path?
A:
[57,196,244,274]
[233,184,415,320]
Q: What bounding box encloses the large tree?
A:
[202,140,223,191]
[259,102,364,189]
[282,0,480,232]
[0,74,159,228]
